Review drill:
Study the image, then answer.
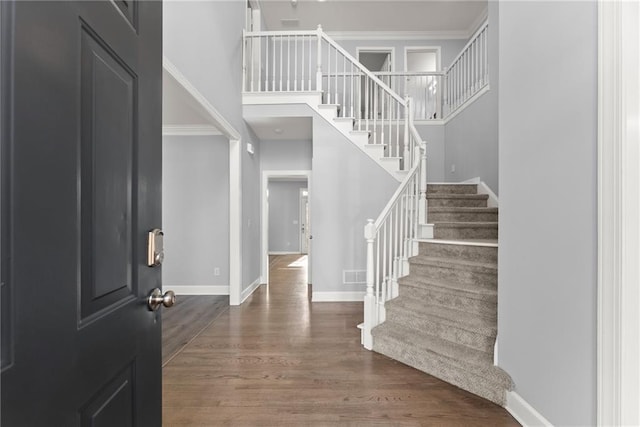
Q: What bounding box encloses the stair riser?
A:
[433,226,498,240]
[372,336,506,405]
[418,243,497,264]
[399,284,497,318]
[427,184,478,195]
[409,264,496,287]
[386,309,495,354]
[426,198,488,208]
[429,211,498,222]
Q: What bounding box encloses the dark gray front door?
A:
[1,1,163,425]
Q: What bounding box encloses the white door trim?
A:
[261,170,311,284]
[299,188,309,254]
[597,1,640,425]
[403,46,442,72]
[356,46,396,72]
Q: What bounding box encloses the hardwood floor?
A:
[162,254,518,426]
[162,295,229,366]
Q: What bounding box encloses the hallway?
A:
[162,255,518,425]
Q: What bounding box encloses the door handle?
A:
[147,288,175,311]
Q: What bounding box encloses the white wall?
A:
[162,135,229,291]
[443,2,499,193]
[164,1,262,292]
[268,180,307,253]
[261,140,312,171]
[497,2,597,425]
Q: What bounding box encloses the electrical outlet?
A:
[214,268,220,276]
[450,164,456,173]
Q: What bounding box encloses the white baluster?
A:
[316,25,323,93]
[403,97,410,169]
[294,36,298,91]
[287,35,290,91]
[242,31,247,92]
[419,142,428,225]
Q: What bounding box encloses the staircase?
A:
[242,23,512,407]
[371,183,512,405]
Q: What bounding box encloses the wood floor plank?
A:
[162,255,518,426]
[162,294,229,365]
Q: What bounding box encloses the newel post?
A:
[419,142,428,224]
[363,219,376,350]
[316,25,323,92]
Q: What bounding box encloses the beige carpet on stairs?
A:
[371,183,513,406]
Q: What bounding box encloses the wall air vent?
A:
[280,19,300,28]
[343,270,366,285]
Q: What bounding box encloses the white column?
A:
[363,219,377,350]
[316,25,323,92]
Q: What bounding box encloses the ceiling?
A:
[244,116,313,140]
[163,68,220,131]
[255,0,487,36]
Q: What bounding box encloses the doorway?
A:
[404,47,442,119]
[261,170,311,285]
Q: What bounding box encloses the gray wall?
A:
[497,2,597,425]
[268,181,307,253]
[164,1,262,292]
[414,124,445,182]
[162,135,230,288]
[261,139,312,171]
[311,111,398,293]
[443,2,499,193]
[245,103,398,293]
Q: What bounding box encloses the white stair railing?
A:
[376,72,445,121]
[362,103,427,350]
[444,21,489,116]
[243,26,419,167]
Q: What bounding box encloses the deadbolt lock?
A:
[147,228,164,267]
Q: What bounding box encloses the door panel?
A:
[1,1,163,425]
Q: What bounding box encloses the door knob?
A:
[147,288,175,311]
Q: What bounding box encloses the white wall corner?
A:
[505,392,554,427]
[240,277,262,304]
[597,1,640,425]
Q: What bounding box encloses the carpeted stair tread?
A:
[373,321,492,366]
[426,193,489,200]
[385,301,496,354]
[418,240,497,264]
[429,207,498,213]
[398,280,497,319]
[386,296,497,336]
[410,255,497,275]
[398,275,497,300]
[426,184,478,194]
[372,323,513,405]
[432,221,498,228]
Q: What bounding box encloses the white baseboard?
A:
[268,251,303,255]
[240,277,262,304]
[505,391,553,427]
[478,181,499,208]
[167,285,230,295]
[311,291,365,302]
